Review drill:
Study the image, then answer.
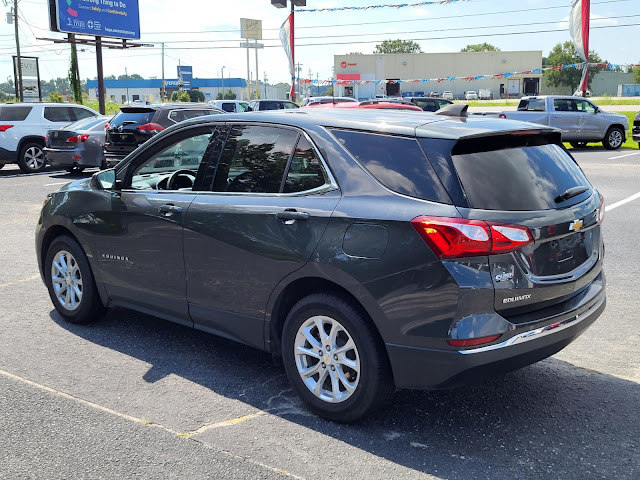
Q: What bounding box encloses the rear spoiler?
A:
[435,104,468,117]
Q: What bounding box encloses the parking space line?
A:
[608,152,640,160]
[0,368,303,478]
[179,411,268,438]
[606,191,640,212]
[0,274,41,288]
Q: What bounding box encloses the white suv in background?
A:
[465,91,479,100]
[207,100,250,113]
[442,91,454,100]
[0,103,99,173]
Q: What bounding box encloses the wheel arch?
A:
[606,124,627,139]
[267,275,389,368]
[18,135,46,153]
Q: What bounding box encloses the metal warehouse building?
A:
[86,78,248,104]
[333,50,543,100]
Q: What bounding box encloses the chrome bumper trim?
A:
[458,294,605,355]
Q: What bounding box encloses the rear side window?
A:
[331,130,452,204]
[44,107,73,122]
[283,136,326,193]
[110,110,154,127]
[220,103,235,112]
[71,107,96,121]
[450,140,591,211]
[212,125,298,193]
[0,106,32,121]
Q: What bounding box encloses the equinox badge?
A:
[569,219,583,232]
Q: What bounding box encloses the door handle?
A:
[159,204,183,215]
[276,210,309,222]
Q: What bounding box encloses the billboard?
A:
[177,65,192,90]
[13,56,41,102]
[49,0,140,39]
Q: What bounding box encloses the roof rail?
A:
[435,104,469,117]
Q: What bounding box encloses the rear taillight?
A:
[598,195,605,223]
[0,125,13,132]
[447,334,501,347]
[104,122,110,129]
[498,113,507,119]
[137,123,164,132]
[411,216,533,259]
[67,134,89,143]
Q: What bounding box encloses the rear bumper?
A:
[44,148,82,167]
[103,152,129,168]
[387,289,605,389]
[0,146,16,164]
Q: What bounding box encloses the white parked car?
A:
[442,91,454,100]
[0,103,99,173]
[208,100,251,113]
[465,91,479,100]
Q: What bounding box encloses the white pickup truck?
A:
[498,96,628,149]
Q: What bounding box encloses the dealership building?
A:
[333,50,543,100]
[85,78,250,104]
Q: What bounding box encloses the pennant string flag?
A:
[297,1,469,13]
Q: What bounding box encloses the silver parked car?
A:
[44,116,111,172]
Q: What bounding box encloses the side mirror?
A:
[90,168,116,190]
[594,107,600,113]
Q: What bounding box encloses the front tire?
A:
[603,127,624,150]
[282,293,394,423]
[17,141,46,173]
[44,235,104,324]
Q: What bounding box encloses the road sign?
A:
[49,0,141,39]
[240,42,264,49]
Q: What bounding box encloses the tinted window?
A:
[554,99,577,112]
[437,100,452,109]
[221,103,235,112]
[518,98,545,111]
[576,100,596,113]
[110,110,154,127]
[212,125,297,193]
[71,107,96,121]
[259,101,281,110]
[44,107,72,122]
[410,99,435,111]
[451,143,591,211]
[283,102,299,109]
[0,106,32,121]
[331,130,451,204]
[283,136,326,193]
[65,117,106,131]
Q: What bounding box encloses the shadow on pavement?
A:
[50,307,639,480]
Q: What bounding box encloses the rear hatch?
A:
[105,107,157,155]
[420,130,604,323]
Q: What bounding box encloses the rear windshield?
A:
[450,141,591,210]
[517,98,545,111]
[0,106,32,121]
[65,117,108,131]
[330,129,451,204]
[110,110,154,127]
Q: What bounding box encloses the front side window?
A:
[212,125,298,193]
[554,99,577,112]
[575,100,596,113]
[129,130,214,190]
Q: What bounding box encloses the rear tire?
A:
[44,235,105,324]
[603,127,624,150]
[17,141,46,173]
[281,292,394,423]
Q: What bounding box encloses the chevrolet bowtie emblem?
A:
[569,219,583,232]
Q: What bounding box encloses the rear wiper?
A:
[121,121,138,125]
[554,186,589,203]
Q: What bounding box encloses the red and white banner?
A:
[279,13,295,100]
[570,0,590,93]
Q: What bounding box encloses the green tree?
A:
[216,89,236,100]
[543,41,604,90]
[461,43,500,52]
[48,91,64,103]
[325,85,334,96]
[171,90,191,102]
[188,89,206,102]
[373,39,422,54]
[633,64,640,84]
[118,73,143,80]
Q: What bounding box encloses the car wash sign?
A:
[49,0,140,39]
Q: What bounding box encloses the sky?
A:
[0,0,638,85]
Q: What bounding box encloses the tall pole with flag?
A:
[275,1,305,102]
[570,0,590,96]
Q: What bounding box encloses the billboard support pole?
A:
[246,44,251,100]
[14,0,23,102]
[36,56,42,102]
[96,36,105,114]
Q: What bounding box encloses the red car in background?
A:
[303,100,423,111]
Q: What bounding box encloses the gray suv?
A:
[36,109,606,422]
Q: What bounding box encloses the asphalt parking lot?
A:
[1,148,639,479]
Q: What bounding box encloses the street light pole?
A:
[13,0,22,102]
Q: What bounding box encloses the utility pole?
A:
[96,36,105,114]
[125,67,129,104]
[254,39,259,99]
[69,33,82,104]
[263,71,267,99]
[13,0,22,102]
[161,42,165,102]
[246,43,250,100]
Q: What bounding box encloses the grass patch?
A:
[83,99,122,116]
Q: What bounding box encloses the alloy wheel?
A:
[51,250,83,311]
[608,130,623,149]
[24,146,45,171]
[294,315,360,403]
